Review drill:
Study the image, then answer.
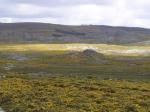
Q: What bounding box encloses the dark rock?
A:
[82,49,98,56]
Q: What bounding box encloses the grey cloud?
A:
[0,0,150,28]
[0,0,113,18]
[0,2,64,18]
[3,0,113,6]
[0,7,62,19]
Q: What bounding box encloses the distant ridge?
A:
[0,22,150,44]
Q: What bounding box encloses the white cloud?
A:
[0,0,150,28]
[0,18,13,23]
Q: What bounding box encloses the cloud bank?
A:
[0,0,150,28]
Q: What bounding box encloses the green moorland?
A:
[0,74,150,112]
[0,43,150,56]
[0,44,150,112]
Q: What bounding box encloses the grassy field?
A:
[0,43,150,56]
[0,44,150,81]
[0,50,149,81]
[0,43,150,111]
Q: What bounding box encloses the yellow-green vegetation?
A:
[0,44,150,112]
[0,48,150,81]
[0,74,150,112]
[0,44,150,56]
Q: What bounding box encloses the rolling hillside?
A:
[0,22,150,44]
[0,23,150,112]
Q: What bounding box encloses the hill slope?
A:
[0,23,150,44]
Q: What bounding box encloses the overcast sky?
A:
[0,0,150,28]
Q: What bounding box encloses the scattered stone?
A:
[4,63,15,70]
[0,108,5,112]
[0,52,28,61]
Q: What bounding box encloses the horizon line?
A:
[0,22,150,29]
